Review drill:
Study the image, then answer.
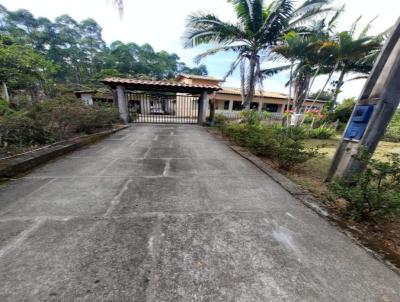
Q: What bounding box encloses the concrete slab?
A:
[112,176,208,214]
[145,147,193,159]
[203,176,298,211]
[0,124,399,301]
[0,216,156,301]
[0,219,34,249]
[28,156,112,177]
[0,177,127,217]
[101,159,166,177]
[154,212,400,302]
[0,178,53,210]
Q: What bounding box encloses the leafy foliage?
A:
[240,109,270,126]
[328,148,400,221]
[308,126,335,139]
[220,122,320,170]
[384,110,400,142]
[0,5,207,96]
[328,97,355,123]
[184,0,334,107]
[0,98,119,156]
[0,33,55,95]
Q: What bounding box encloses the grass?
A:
[282,135,400,199]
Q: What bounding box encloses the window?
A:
[232,101,243,111]
[284,104,293,111]
[223,100,230,110]
[250,102,259,110]
[262,103,278,112]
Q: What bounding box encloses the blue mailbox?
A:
[344,105,374,141]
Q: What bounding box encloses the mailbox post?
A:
[326,18,400,181]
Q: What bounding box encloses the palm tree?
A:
[184,0,334,109]
[111,0,124,17]
[265,31,335,114]
[328,17,384,108]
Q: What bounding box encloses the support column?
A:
[326,17,400,181]
[228,100,233,111]
[116,85,129,124]
[198,91,208,124]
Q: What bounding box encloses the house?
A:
[175,74,326,119]
[76,74,327,122]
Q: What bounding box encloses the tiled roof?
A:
[101,77,221,91]
[219,87,328,103]
[176,74,222,82]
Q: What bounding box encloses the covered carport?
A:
[101,77,220,124]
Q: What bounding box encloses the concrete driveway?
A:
[0,124,399,301]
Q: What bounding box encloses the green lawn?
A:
[285,137,400,198]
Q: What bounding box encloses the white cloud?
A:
[1,0,398,101]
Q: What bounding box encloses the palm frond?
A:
[112,0,124,18]
[261,64,291,77]
[257,0,295,43]
[193,44,247,64]
[183,12,246,48]
[327,4,345,29]
[359,15,378,39]
[223,53,245,81]
[349,15,362,36]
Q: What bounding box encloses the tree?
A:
[0,34,55,100]
[0,4,208,92]
[184,0,333,108]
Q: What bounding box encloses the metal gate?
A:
[127,92,199,124]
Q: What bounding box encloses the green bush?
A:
[0,113,53,149]
[328,148,400,221]
[213,113,227,126]
[384,110,400,142]
[240,109,270,126]
[220,123,320,170]
[0,98,120,155]
[329,98,355,123]
[309,127,335,139]
[270,126,320,170]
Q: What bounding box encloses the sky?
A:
[1,0,399,101]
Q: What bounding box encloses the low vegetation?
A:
[0,98,119,157]
[217,111,321,170]
[328,149,400,222]
[385,110,400,142]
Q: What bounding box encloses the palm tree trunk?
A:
[1,81,9,102]
[307,62,339,112]
[243,53,257,109]
[286,62,294,126]
[331,68,346,112]
[294,74,311,115]
[306,65,321,97]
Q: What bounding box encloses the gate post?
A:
[116,85,129,124]
[198,91,208,124]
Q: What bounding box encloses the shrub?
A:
[329,98,355,123]
[309,127,335,139]
[220,123,320,170]
[0,113,53,150]
[328,148,400,221]
[270,126,320,170]
[240,109,270,126]
[213,113,227,126]
[272,125,308,139]
[0,98,119,155]
[384,110,400,142]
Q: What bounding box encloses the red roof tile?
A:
[101,77,221,92]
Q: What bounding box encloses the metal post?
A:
[198,91,208,124]
[326,18,400,181]
[116,85,129,124]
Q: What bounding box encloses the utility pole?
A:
[326,17,400,181]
